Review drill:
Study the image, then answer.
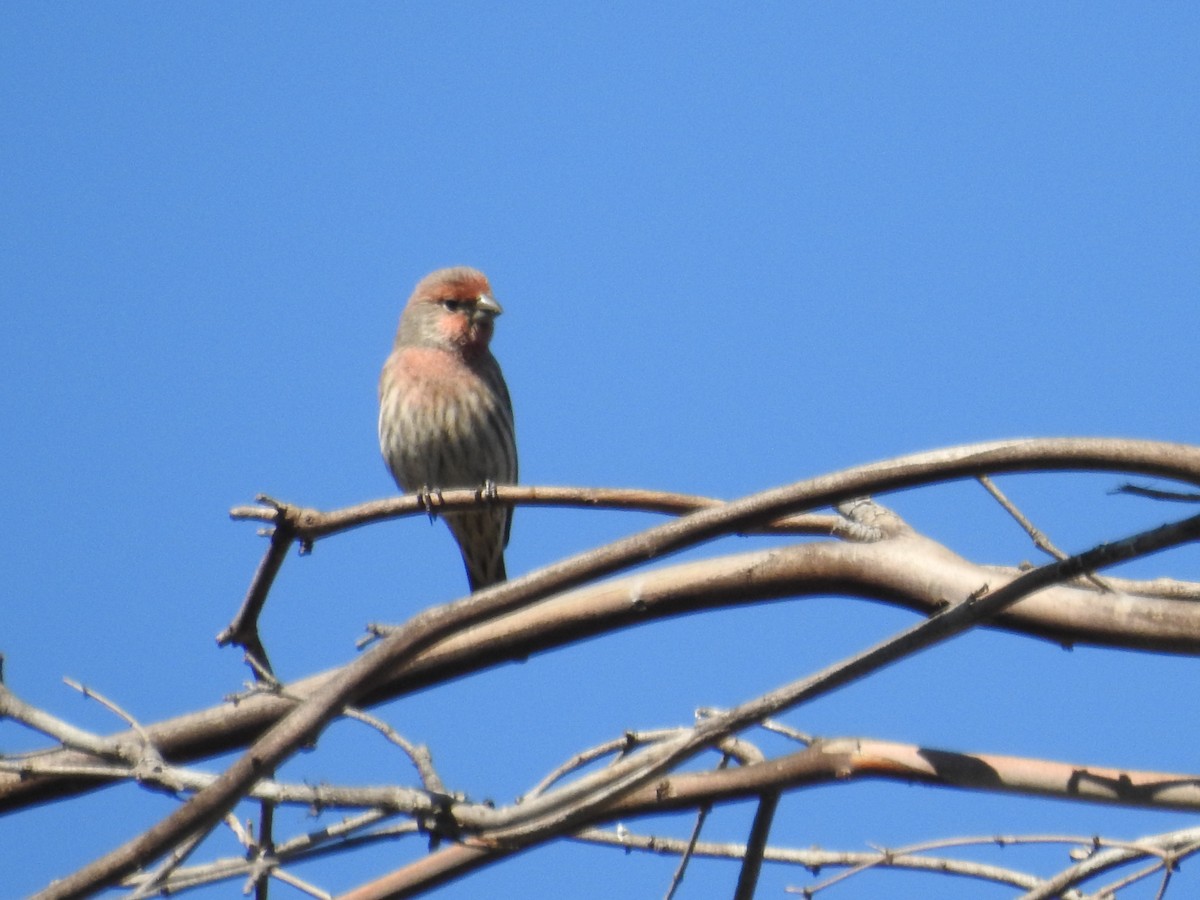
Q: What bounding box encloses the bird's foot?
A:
[478,479,499,504]
[418,485,443,522]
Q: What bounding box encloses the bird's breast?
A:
[378,347,513,492]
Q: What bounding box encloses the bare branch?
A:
[1115,483,1200,502]
[126,824,211,900]
[662,753,730,900]
[0,682,130,760]
[523,729,684,801]
[978,475,1111,592]
[732,789,780,900]
[215,512,296,673]
[346,731,1200,897]
[32,438,1200,897]
[331,514,1200,897]
[576,827,1055,894]
[1019,826,1200,899]
[229,485,846,543]
[9,528,1200,815]
[473,511,1200,845]
[341,707,447,796]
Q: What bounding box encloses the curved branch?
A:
[462,512,1200,848]
[8,532,1200,814]
[232,438,1200,542]
[338,736,1200,898]
[230,486,847,541]
[1020,826,1200,899]
[574,828,1053,895]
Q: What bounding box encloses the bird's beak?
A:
[475,294,503,317]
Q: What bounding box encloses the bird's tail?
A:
[445,509,508,592]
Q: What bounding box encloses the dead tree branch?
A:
[21,437,1200,898]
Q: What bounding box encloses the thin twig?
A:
[1082,837,1200,899]
[524,730,684,801]
[0,683,128,759]
[698,707,815,747]
[216,509,297,674]
[62,678,149,741]
[1115,483,1200,502]
[229,485,847,543]
[1020,826,1200,899]
[62,678,169,780]
[977,475,1111,592]
[574,827,1052,893]
[122,813,412,896]
[342,706,447,796]
[664,754,730,900]
[271,868,331,900]
[758,720,814,746]
[126,823,214,900]
[803,831,1162,896]
[230,664,449,798]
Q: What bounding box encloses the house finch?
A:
[378,267,517,591]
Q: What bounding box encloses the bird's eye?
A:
[441,299,466,313]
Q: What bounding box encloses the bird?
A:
[378,266,517,591]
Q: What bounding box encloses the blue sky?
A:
[3,4,1199,898]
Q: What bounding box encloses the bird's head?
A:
[397,267,503,356]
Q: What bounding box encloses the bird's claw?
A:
[478,479,499,503]
[418,485,443,522]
